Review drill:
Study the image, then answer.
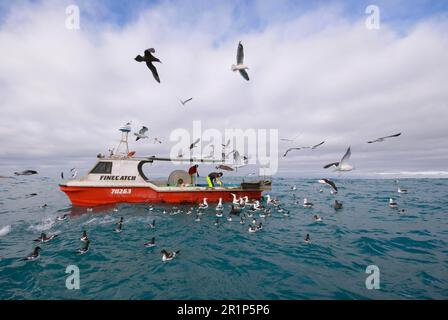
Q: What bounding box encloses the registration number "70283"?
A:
[111,189,132,195]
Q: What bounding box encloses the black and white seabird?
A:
[198,197,208,209]
[34,233,58,243]
[367,132,401,144]
[57,214,68,221]
[323,146,353,172]
[303,198,314,208]
[304,234,311,244]
[23,247,41,261]
[398,187,408,194]
[318,179,338,193]
[283,141,325,157]
[313,215,323,222]
[80,230,89,242]
[134,126,149,141]
[77,240,90,255]
[135,48,162,83]
[231,41,250,81]
[389,198,398,208]
[266,194,280,206]
[148,219,156,229]
[144,237,156,247]
[161,249,179,262]
[216,198,224,211]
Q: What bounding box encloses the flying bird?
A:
[135,48,162,83]
[283,141,325,157]
[152,137,162,144]
[189,138,200,150]
[318,179,338,193]
[231,41,249,81]
[367,132,401,144]
[323,146,353,171]
[280,133,301,142]
[178,97,193,106]
[134,126,149,141]
[311,141,326,149]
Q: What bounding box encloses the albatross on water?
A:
[231,41,250,81]
[135,48,162,83]
[323,146,353,172]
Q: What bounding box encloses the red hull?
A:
[60,185,263,207]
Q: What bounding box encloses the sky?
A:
[0,0,447,178]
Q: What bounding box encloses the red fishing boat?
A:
[60,124,271,206]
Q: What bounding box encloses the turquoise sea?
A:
[0,176,447,299]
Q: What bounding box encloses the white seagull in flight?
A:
[134,126,149,141]
[283,141,325,157]
[323,146,353,172]
[231,41,249,81]
[367,132,401,144]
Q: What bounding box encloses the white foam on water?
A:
[0,225,11,237]
[27,217,55,232]
[83,218,98,225]
[98,215,115,225]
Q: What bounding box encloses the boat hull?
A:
[60,185,263,207]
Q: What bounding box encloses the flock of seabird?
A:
[129,41,252,152]
[19,172,410,262]
[22,214,180,262]
[282,132,402,174]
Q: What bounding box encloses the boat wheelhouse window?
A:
[90,162,112,174]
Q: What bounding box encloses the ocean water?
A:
[0,176,447,300]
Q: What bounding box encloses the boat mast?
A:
[114,122,131,157]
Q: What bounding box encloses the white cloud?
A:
[0,1,447,177]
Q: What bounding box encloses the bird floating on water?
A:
[198,198,208,209]
[34,233,58,243]
[231,41,250,81]
[80,231,88,242]
[161,249,179,262]
[398,187,408,194]
[304,234,311,244]
[216,198,223,211]
[389,198,398,208]
[135,48,162,83]
[23,247,41,261]
[303,198,314,208]
[333,200,343,210]
[144,237,156,247]
[77,240,90,255]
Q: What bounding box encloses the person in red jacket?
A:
[188,164,199,185]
